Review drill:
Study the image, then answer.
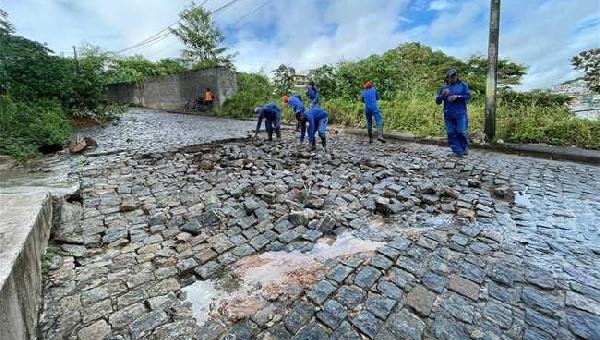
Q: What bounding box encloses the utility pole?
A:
[485,0,500,142]
[72,45,80,72]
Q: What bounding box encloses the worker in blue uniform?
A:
[306,82,319,108]
[361,81,385,143]
[254,103,282,141]
[298,107,329,151]
[435,68,471,157]
[283,95,305,132]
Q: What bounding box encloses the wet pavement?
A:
[37,110,600,339]
[77,109,255,155]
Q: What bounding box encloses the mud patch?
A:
[183,232,384,326]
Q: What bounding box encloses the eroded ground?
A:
[38,112,600,340]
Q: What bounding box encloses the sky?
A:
[3,0,599,90]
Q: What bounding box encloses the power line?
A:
[116,0,244,55]
[232,0,270,26]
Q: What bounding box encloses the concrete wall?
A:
[106,67,238,110]
[0,191,52,340]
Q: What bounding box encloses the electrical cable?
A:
[115,0,244,55]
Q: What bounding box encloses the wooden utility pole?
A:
[72,45,80,72]
[485,0,500,142]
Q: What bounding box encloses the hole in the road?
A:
[65,192,83,204]
[37,143,63,154]
[182,231,384,327]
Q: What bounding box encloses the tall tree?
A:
[464,56,527,93]
[170,3,234,69]
[272,64,296,96]
[572,48,600,93]
[308,65,336,99]
[0,8,14,35]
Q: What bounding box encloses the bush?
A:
[319,94,600,149]
[0,95,73,159]
[217,73,276,118]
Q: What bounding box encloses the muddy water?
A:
[183,232,385,326]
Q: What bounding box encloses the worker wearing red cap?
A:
[361,81,385,143]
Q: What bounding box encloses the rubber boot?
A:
[310,143,317,151]
[265,130,273,142]
[321,136,327,149]
[368,128,373,144]
[377,127,386,143]
[275,127,281,140]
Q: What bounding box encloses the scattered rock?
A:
[83,136,98,148]
[69,140,87,154]
[492,186,515,202]
[457,208,476,219]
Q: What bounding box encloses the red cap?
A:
[363,81,373,89]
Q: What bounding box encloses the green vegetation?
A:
[222,42,599,149]
[1,11,152,159]
[272,64,297,96]
[170,3,235,69]
[217,72,276,119]
[571,48,599,93]
[0,96,72,159]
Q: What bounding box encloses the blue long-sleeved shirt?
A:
[287,95,305,114]
[306,86,319,107]
[361,87,380,112]
[255,103,281,133]
[435,81,471,118]
[300,108,328,144]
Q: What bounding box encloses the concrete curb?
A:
[344,129,600,165]
[0,191,53,340]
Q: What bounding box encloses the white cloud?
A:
[3,0,599,89]
[429,0,450,11]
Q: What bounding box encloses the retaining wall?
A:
[106,67,238,110]
[0,191,53,340]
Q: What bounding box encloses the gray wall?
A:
[106,67,238,110]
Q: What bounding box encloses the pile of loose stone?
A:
[38,132,600,339]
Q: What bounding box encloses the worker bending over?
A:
[254,103,282,141]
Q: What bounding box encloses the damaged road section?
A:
[36,124,600,339]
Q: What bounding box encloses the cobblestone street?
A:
[38,111,600,339]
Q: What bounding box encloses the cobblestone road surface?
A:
[38,110,600,339]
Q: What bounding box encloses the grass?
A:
[0,94,126,160]
[319,91,600,150]
[0,95,72,159]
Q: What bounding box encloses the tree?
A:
[272,64,296,96]
[170,3,234,69]
[1,8,14,35]
[308,65,337,99]
[572,48,600,93]
[464,56,526,93]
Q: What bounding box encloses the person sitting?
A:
[204,88,215,108]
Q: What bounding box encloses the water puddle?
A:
[367,214,454,238]
[182,232,384,326]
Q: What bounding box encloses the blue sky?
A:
[3,0,599,89]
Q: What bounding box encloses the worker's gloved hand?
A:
[448,95,458,102]
[442,88,450,97]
